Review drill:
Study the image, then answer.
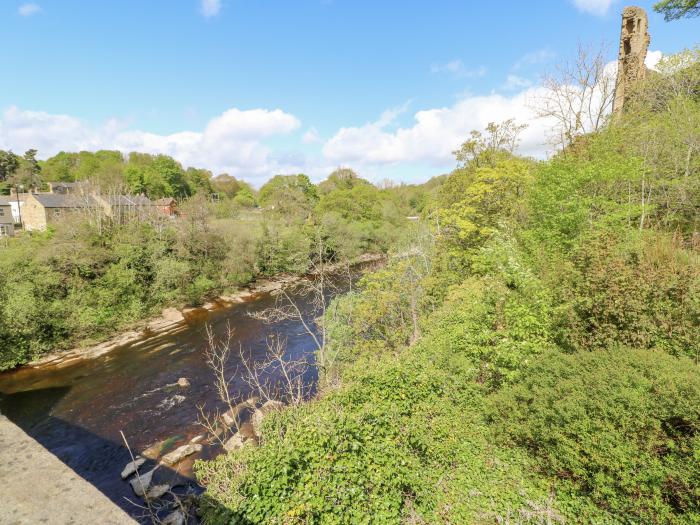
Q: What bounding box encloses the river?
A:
[0,269,363,523]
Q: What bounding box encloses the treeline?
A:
[0,166,439,370]
[0,148,256,203]
[197,50,700,523]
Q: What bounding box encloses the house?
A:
[5,193,27,224]
[95,194,154,222]
[154,197,178,217]
[22,193,100,231]
[0,198,15,237]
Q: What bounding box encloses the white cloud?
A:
[200,0,222,18]
[302,127,322,144]
[571,0,615,16]
[18,3,41,16]
[431,60,487,78]
[323,88,556,169]
[645,49,663,70]
[502,74,532,91]
[0,106,302,185]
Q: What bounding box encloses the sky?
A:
[0,0,698,186]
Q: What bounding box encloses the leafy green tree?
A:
[19,149,42,188]
[184,167,214,195]
[0,150,20,183]
[40,151,79,181]
[142,155,190,198]
[232,187,256,208]
[654,0,700,20]
[258,174,318,224]
[211,173,242,198]
[318,167,369,194]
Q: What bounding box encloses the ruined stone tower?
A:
[612,6,650,113]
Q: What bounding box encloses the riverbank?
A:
[22,254,384,371]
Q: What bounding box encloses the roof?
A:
[0,198,12,206]
[31,194,99,208]
[154,197,177,205]
[51,182,83,188]
[102,195,153,206]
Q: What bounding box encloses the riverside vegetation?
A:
[0,161,436,370]
[195,49,700,524]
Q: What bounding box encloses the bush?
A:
[557,231,700,359]
[489,347,700,523]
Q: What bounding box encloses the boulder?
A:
[189,434,205,444]
[223,432,252,452]
[251,400,285,437]
[176,377,191,388]
[146,484,170,500]
[161,510,186,525]
[120,457,146,479]
[130,466,158,497]
[160,443,203,466]
[220,397,259,428]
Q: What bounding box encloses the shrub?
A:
[489,347,700,523]
[557,231,700,359]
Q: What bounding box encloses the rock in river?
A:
[120,456,146,479]
[146,483,170,500]
[130,466,158,497]
[160,443,203,466]
[162,510,186,525]
[223,432,253,452]
[177,377,191,388]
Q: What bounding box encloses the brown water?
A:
[0,271,359,522]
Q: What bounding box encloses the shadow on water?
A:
[0,387,199,523]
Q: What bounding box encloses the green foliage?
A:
[556,231,700,358]
[490,348,700,523]
[196,52,700,524]
[258,174,318,214]
[0,150,20,184]
[654,0,700,20]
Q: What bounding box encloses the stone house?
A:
[22,193,100,231]
[94,194,154,222]
[0,198,15,237]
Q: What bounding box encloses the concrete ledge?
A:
[0,415,136,524]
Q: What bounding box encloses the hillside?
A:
[195,49,700,524]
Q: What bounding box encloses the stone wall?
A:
[21,194,49,231]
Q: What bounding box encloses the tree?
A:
[531,44,616,149]
[212,174,242,198]
[21,149,42,188]
[654,0,700,20]
[452,119,528,169]
[0,150,20,183]
[318,168,369,194]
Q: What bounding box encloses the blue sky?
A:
[0,0,698,185]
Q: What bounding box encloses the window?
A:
[0,208,4,217]
[0,225,8,237]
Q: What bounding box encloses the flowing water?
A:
[0,270,362,522]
